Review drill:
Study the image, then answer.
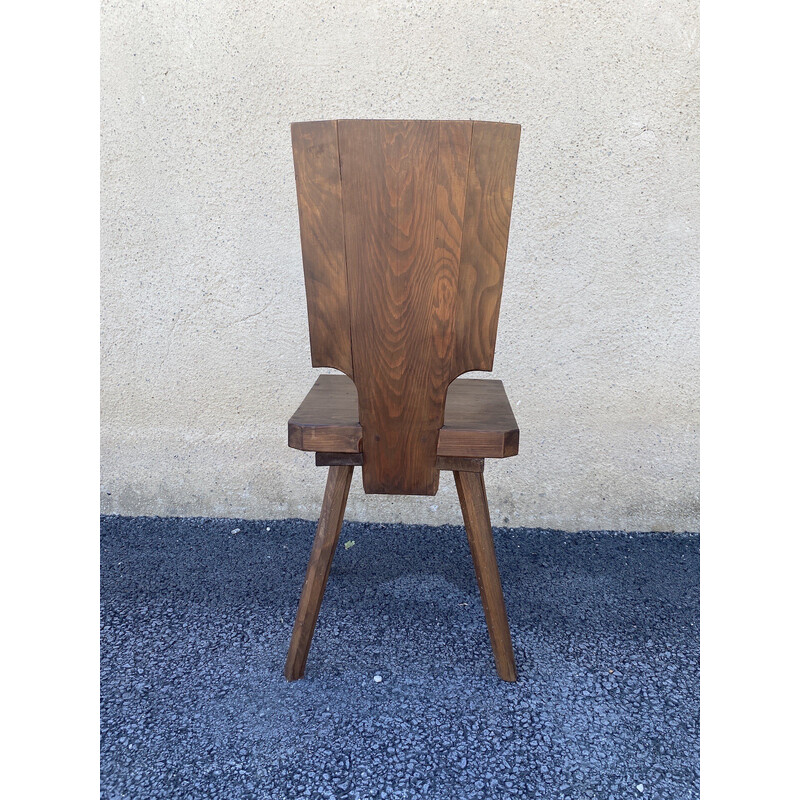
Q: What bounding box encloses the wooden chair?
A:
[285,120,521,682]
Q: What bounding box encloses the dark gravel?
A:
[101,515,699,800]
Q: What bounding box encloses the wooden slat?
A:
[451,122,521,378]
[434,456,484,473]
[315,452,485,473]
[315,452,363,467]
[340,120,469,495]
[291,121,353,377]
[431,120,472,386]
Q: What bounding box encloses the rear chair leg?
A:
[284,465,353,681]
[454,470,518,682]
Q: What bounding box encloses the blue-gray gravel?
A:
[101,515,699,799]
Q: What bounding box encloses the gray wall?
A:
[101,0,699,531]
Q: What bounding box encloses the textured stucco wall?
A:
[101,0,699,531]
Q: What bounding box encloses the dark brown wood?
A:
[453,470,517,682]
[315,452,363,467]
[286,119,521,680]
[432,119,472,400]
[289,374,518,459]
[288,375,362,453]
[284,465,353,681]
[451,121,521,377]
[291,120,520,495]
[340,121,460,495]
[438,378,519,458]
[315,451,484,473]
[291,121,353,377]
[434,456,484,473]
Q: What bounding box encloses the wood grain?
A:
[454,469,517,681]
[292,121,353,377]
[431,120,472,386]
[291,119,520,494]
[287,375,361,453]
[438,378,519,458]
[286,120,521,681]
[284,465,353,681]
[288,374,518,459]
[451,121,521,377]
[340,120,456,495]
[314,452,485,473]
[433,456,484,473]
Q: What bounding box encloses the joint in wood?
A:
[315,452,363,467]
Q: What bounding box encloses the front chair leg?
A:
[454,470,518,682]
[284,465,353,681]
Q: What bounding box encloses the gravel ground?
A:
[100,515,699,800]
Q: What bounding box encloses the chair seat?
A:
[288,374,519,459]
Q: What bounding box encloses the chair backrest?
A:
[292,119,520,496]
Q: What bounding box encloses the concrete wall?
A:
[101,0,699,531]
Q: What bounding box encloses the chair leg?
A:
[284,465,353,681]
[453,470,518,682]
